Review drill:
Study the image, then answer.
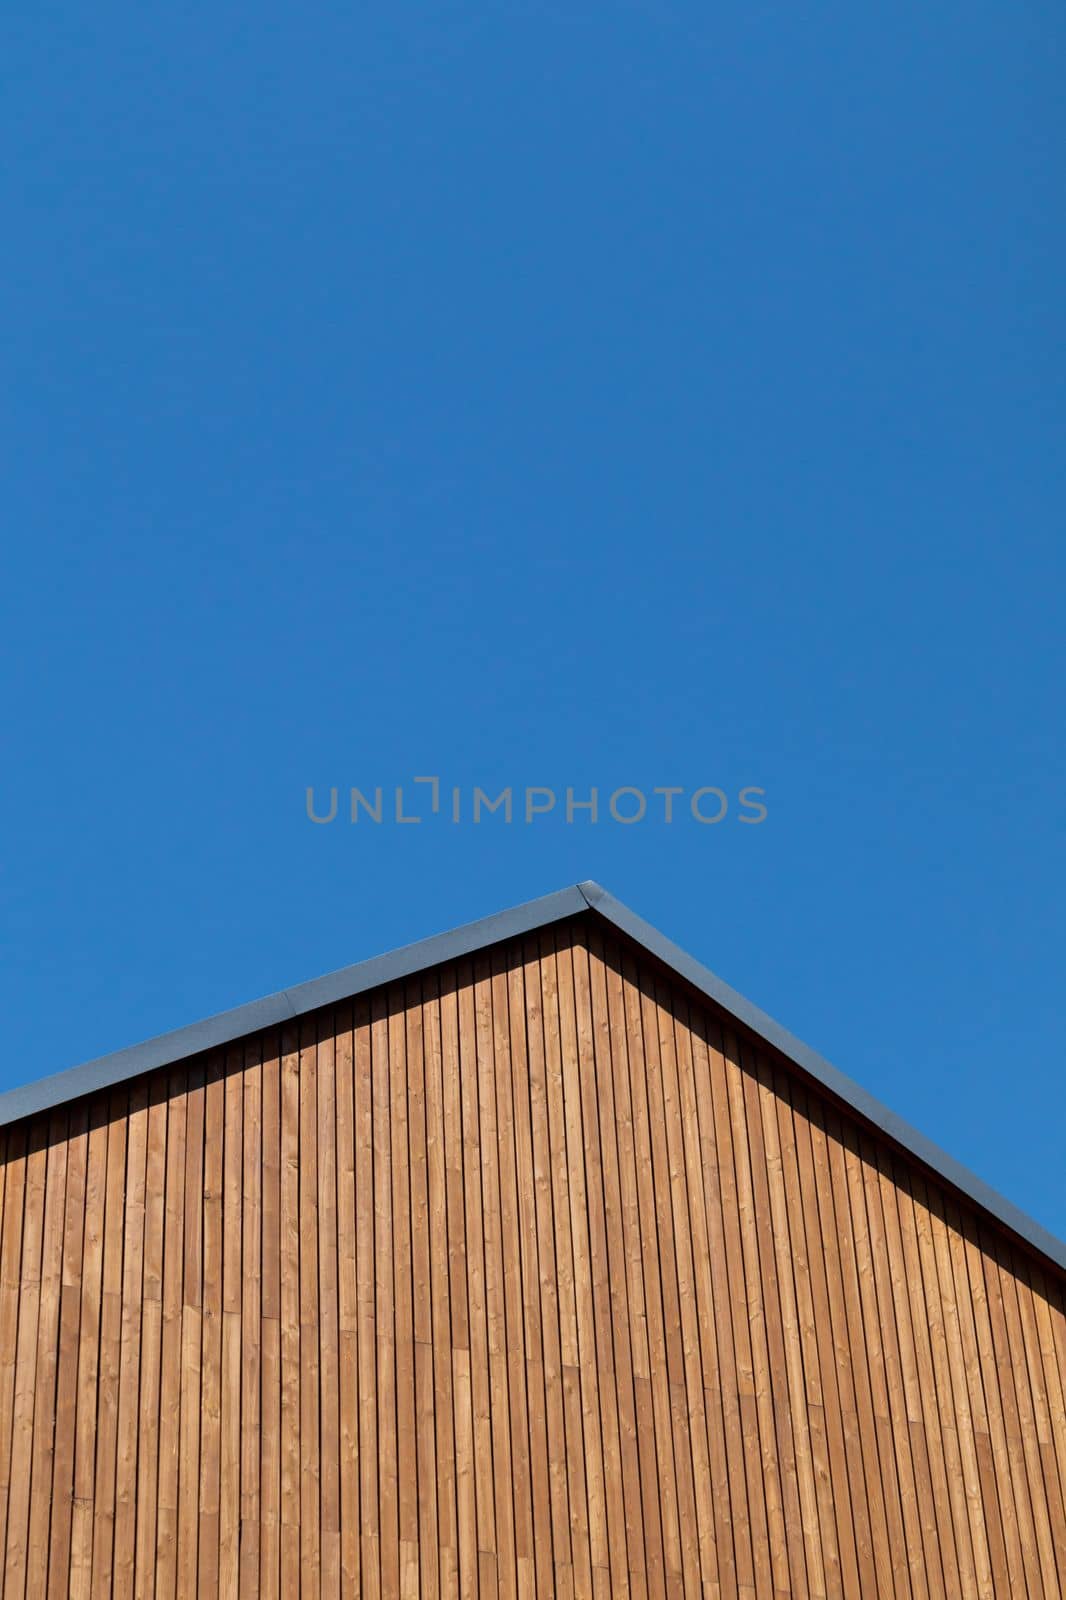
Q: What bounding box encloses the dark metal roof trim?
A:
[0,885,588,1132]
[1,879,1061,1275]
[577,881,1066,1274]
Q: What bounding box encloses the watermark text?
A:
[305,779,767,827]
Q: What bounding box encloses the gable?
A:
[0,913,1063,1598]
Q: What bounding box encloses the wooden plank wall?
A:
[0,917,1063,1599]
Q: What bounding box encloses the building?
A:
[0,882,1062,1599]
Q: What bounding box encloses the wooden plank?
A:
[878,1159,945,1596]
[555,935,610,1595]
[989,1235,1059,1596]
[474,955,517,1600]
[538,934,589,1600]
[786,1078,864,1597]
[1010,1253,1066,1591]
[280,1025,302,1599]
[523,940,573,1598]
[260,1032,282,1600]
[133,1080,168,1600]
[795,1098,866,1599]
[424,971,459,1591]
[819,1106,896,1600]
[491,949,535,1600]
[335,1006,360,1596]
[705,1023,771,1598]
[958,1215,1027,1596]
[942,1199,1011,1597]
[221,1051,245,1596]
[756,1057,830,1599]
[300,1018,322,1600]
[87,1096,128,1600]
[652,983,720,1597]
[112,1084,149,1599]
[176,1062,205,1600]
[0,1125,27,1581]
[198,1057,224,1599]
[916,1173,979,1593]
[780,1072,848,1598]
[220,1310,242,1597]
[570,937,628,1600]
[125,1303,164,1590]
[740,1055,808,1599]
[674,996,737,1598]
[618,949,683,1598]
[27,1111,69,1600]
[906,1173,977,1596]
[389,990,418,1600]
[573,940,640,1600]
[980,1233,1045,1594]
[240,1039,263,1600]
[373,988,399,1600]
[406,984,432,1355]
[13,1120,45,1600]
[637,975,700,1600]
[48,1103,89,1600]
[154,1074,187,1600]
[415,1339,440,1600]
[452,1346,477,1600]
[808,1096,882,1598]
[856,1129,925,1599]
[261,1318,282,1600]
[600,942,669,1600]
[355,995,380,1600]
[6,1119,47,1596]
[504,958,542,1375]
[318,1012,342,1600]
[440,973,470,1358]
[456,962,496,1576]
[1023,1259,1066,1589]
[407,981,440,1600]
[837,1118,912,1599]
[504,963,544,1586]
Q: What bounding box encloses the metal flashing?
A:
[577,880,1066,1274]
[1,878,1061,1275]
[0,884,588,1132]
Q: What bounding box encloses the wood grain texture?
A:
[0,916,1062,1599]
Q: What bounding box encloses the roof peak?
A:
[1,880,1061,1276]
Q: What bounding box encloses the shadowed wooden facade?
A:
[0,915,1063,1599]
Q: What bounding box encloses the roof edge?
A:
[0,884,589,1132]
[577,880,1066,1275]
[1,878,1062,1276]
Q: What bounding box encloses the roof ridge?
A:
[1,880,1061,1276]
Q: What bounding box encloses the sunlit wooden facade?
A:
[0,896,1063,1599]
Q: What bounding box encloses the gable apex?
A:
[2,879,1062,1276]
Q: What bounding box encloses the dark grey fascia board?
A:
[578,880,1066,1275]
[1,878,1062,1277]
[0,884,589,1133]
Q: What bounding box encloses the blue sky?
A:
[3,1,1063,1240]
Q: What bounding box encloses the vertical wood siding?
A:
[0,918,1063,1598]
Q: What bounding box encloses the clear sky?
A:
[3,2,1063,1241]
